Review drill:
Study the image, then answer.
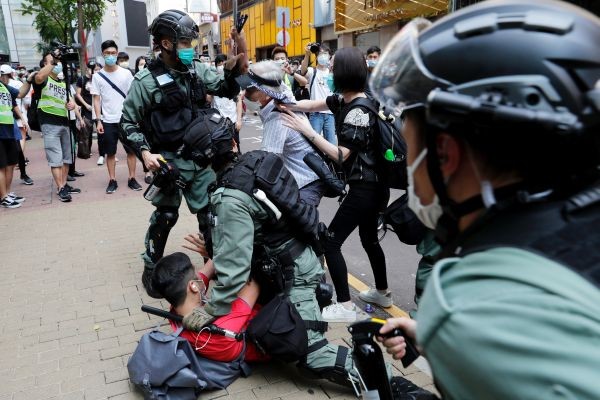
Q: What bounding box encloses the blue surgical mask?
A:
[52,64,63,75]
[177,48,195,66]
[367,59,378,68]
[104,55,117,66]
[317,54,330,66]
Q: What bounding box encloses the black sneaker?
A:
[64,184,81,194]
[1,197,21,208]
[106,179,118,194]
[66,175,76,182]
[390,376,435,400]
[71,171,85,177]
[128,178,142,191]
[26,134,31,141]
[57,187,72,202]
[20,175,34,185]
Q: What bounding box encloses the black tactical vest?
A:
[146,59,207,151]
[218,150,320,247]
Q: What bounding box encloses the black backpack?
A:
[353,98,407,189]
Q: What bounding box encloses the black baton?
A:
[141,305,183,323]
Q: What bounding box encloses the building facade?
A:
[218,0,316,62]
[0,0,42,68]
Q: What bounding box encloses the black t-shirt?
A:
[76,75,93,119]
[326,94,379,183]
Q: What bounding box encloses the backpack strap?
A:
[97,71,127,98]
[304,320,328,333]
[309,68,318,97]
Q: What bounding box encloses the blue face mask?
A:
[326,74,336,93]
[177,48,195,66]
[367,59,378,68]
[52,64,63,75]
[104,55,117,66]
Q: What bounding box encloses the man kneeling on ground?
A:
[151,251,269,362]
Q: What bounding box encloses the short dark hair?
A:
[333,47,367,93]
[151,252,195,307]
[214,53,227,65]
[319,44,331,54]
[40,53,51,68]
[101,40,118,52]
[271,46,287,59]
[117,51,129,60]
[366,46,381,56]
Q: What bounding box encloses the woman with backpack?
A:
[280,47,391,322]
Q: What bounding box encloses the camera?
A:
[308,42,321,54]
[51,40,81,63]
[86,60,96,70]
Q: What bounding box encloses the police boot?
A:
[315,281,333,311]
[390,376,437,400]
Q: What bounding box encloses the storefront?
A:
[218,0,317,62]
[335,0,449,50]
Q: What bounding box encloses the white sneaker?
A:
[7,192,25,203]
[359,289,393,308]
[321,303,357,323]
[97,156,104,165]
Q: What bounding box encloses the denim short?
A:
[42,123,72,167]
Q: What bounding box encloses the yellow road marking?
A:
[347,272,410,319]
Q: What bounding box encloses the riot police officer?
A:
[172,111,362,388]
[120,9,247,296]
[371,1,600,399]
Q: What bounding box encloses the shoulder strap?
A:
[309,68,318,93]
[97,71,127,98]
[352,97,380,116]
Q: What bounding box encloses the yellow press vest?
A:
[38,76,67,118]
[0,83,15,125]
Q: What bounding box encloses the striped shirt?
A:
[259,93,319,189]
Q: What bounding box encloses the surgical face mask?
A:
[138,65,145,71]
[317,54,330,66]
[119,61,129,68]
[406,148,443,230]
[104,55,117,66]
[178,48,195,66]
[367,59,378,68]
[52,63,63,75]
[274,59,286,67]
[216,65,224,74]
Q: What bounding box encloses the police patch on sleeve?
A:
[344,108,370,127]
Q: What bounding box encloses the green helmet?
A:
[149,9,199,41]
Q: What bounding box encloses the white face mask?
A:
[406,149,443,230]
[216,65,224,73]
[119,61,129,68]
[317,54,330,66]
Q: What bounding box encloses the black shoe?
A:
[66,175,76,182]
[20,175,34,185]
[26,134,31,141]
[144,174,153,184]
[57,187,72,202]
[142,266,163,298]
[72,171,85,177]
[106,179,118,194]
[64,183,81,194]
[390,376,435,400]
[128,178,142,191]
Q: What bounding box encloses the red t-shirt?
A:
[170,298,268,362]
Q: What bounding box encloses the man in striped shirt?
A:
[238,61,325,206]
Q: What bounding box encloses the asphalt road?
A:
[238,113,420,314]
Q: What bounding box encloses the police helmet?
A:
[371,0,600,176]
[149,9,199,41]
[180,110,235,169]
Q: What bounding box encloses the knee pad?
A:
[156,207,179,228]
[315,282,333,311]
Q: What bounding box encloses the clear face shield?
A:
[369,18,452,117]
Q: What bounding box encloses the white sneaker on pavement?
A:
[359,289,393,308]
[97,156,104,165]
[321,303,357,323]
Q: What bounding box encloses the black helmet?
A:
[372,0,600,171]
[149,9,199,41]
[180,109,235,169]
